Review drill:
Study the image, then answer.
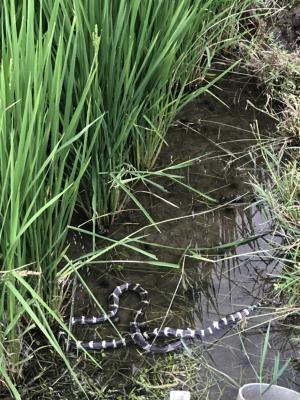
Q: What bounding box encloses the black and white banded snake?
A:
[59,282,263,354]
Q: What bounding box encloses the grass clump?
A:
[43,0,252,228]
[241,1,300,297]
[0,0,100,394]
[277,93,300,140]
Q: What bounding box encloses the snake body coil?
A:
[59,282,261,353]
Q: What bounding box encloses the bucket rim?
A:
[238,383,300,399]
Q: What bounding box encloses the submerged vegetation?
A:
[0,1,256,398]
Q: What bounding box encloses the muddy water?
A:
[68,72,299,399]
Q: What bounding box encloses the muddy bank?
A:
[272,5,300,50]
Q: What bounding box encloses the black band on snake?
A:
[59,282,262,354]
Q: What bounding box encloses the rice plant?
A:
[42,0,251,228]
[0,0,102,391]
[0,0,253,397]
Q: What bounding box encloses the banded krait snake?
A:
[59,282,262,353]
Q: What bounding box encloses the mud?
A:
[270,5,300,50]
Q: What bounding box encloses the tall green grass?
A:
[42,0,251,228]
[0,0,101,390]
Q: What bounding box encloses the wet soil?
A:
[57,69,300,399]
[268,4,300,50]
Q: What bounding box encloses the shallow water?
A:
[67,71,300,399]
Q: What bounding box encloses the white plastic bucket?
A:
[237,383,300,400]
